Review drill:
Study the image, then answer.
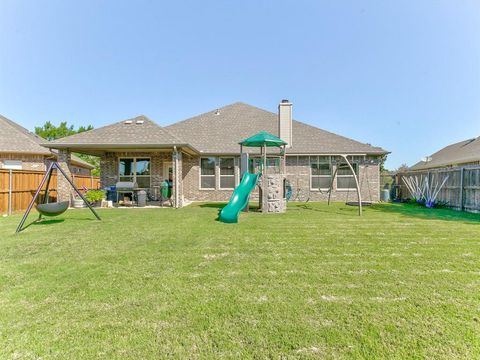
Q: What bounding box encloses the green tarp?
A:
[239,131,287,147]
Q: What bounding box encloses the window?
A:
[310,156,332,190]
[200,157,216,189]
[2,160,23,170]
[249,158,262,173]
[119,158,151,188]
[220,158,235,189]
[266,157,281,174]
[336,161,358,190]
[248,157,281,174]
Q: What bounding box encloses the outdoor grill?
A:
[115,181,138,203]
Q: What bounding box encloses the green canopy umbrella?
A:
[239,131,288,148]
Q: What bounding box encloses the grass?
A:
[0,202,479,359]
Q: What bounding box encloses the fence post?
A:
[459,167,464,211]
[8,169,12,215]
[90,175,93,189]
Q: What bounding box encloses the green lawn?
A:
[1,203,479,359]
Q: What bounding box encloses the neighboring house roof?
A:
[49,150,95,170]
[46,115,189,150]
[166,102,387,155]
[0,114,94,170]
[0,114,51,155]
[410,137,480,171]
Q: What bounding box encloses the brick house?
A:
[45,101,388,207]
[0,115,94,175]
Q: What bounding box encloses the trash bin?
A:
[382,189,390,202]
[137,190,147,207]
[107,190,117,202]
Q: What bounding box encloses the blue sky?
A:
[1,1,479,169]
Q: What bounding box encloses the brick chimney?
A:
[278,99,292,148]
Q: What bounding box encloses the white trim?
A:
[219,156,235,190]
[163,161,173,181]
[309,156,332,191]
[2,160,23,170]
[336,161,359,190]
[199,157,216,190]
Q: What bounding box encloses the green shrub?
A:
[85,190,105,203]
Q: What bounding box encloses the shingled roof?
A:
[166,102,387,155]
[0,115,95,169]
[410,137,480,170]
[0,114,51,155]
[0,115,94,169]
[46,115,187,149]
[44,102,387,156]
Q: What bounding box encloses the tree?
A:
[35,121,93,141]
[379,154,388,173]
[35,121,99,176]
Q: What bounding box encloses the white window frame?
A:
[310,156,332,191]
[336,161,359,191]
[199,157,216,190]
[118,157,151,189]
[248,156,282,174]
[219,157,236,190]
[2,160,23,170]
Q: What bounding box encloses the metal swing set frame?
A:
[326,154,370,216]
[16,161,101,233]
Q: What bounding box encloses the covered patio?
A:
[44,116,198,208]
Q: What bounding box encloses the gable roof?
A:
[46,115,188,149]
[0,114,51,155]
[0,115,94,169]
[165,102,387,155]
[410,137,480,170]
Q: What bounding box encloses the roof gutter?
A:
[42,143,201,154]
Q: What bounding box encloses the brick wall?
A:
[285,156,380,202]
[0,154,91,175]
[98,152,381,204]
[56,150,72,202]
[100,151,172,192]
[0,154,47,171]
[70,165,91,176]
[182,155,381,203]
[182,154,239,202]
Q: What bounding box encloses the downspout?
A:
[174,146,179,208]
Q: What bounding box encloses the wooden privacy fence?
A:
[0,169,100,215]
[397,165,480,213]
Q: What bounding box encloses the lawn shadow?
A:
[17,218,65,232]
[199,203,225,209]
[18,216,99,232]
[199,203,260,211]
[370,203,480,224]
[33,219,65,226]
[287,203,362,216]
[202,202,261,222]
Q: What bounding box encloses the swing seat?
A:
[346,201,372,207]
[36,201,69,216]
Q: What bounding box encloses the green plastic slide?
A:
[219,172,260,223]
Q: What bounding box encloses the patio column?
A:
[57,149,73,204]
[172,149,183,208]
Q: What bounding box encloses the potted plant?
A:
[72,196,86,208]
[85,190,106,207]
